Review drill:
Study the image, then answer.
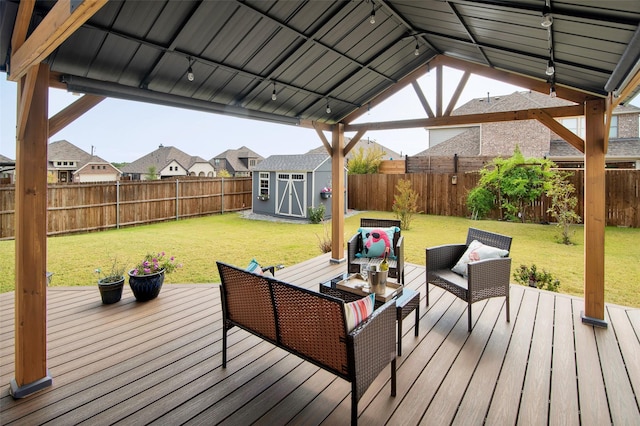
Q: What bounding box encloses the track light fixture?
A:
[186,56,194,82]
[370,1,375,24]
[545,58,555,76]
[271,81,277,101]
[541,4,553,27]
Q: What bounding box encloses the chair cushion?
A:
[344,293,376,332]
[451,239,509,277]
[355,226,398,259]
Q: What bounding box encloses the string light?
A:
[414,41,420,56]
[545,58,555,76]
[549,83,557,97]
[271,81,277,101]
[186,57,194,82]
[326,102,331,114]
[541,4,553,27]
[370,1,375,24]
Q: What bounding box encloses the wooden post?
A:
[581,98,607,327]
[330,124,345,263]
[11,62,53,397]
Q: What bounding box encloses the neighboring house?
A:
[418,91,640,169]
[121,145,215,180]
[48,140,121,183]
[210,146,264,177]
[252,154,347,220]
[307,137,404,160]
[0,154,15,184]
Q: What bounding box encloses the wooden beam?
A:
[16,68,38,142]
[432,55,599,105]
[444,71,470,116]
[11,63,52,398]
[330,124,345,263]
[10,0,35,52]
[581,98,607,326]
[9,0,108,81]
[412,81,435,118]
[49,94,106,137]
[436,65,443,117]
[612,68,640,109]
[49,72,67,90]
[313,123,332,155]
[344,129,367,156]
[343,63,430,124]
[344,104,585,132]
[531,108,585,153]
[300,119,332,132]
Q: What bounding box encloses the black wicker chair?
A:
[425,228,512,331]
[348,218,404,283]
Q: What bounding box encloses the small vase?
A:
[98,277,125,304]
[128,269,165,301]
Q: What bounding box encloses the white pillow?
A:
[451,239,509,277]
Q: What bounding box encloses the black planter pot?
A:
[128,269,165,301]
[98,277,125,304]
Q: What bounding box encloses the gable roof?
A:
[254,154,330,172]
[48,140,110,168]
[120,145,193,174]
[210,146,264,173]
[0,154,14,163]
[416,127,480,157]
[307,137,404,160]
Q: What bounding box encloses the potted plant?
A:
[128,252,181,301]
[320,186,332,199]
[95,258,126,304]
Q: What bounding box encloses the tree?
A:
[347,146,385,174]
[145,166,158,180]
[546,171,581,244]
[217,169,231,178]
[392,179,421,230]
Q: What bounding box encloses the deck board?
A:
[1,253,639,425]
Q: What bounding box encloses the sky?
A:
[1,66,638,163]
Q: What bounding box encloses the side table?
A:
[320,274,420,356]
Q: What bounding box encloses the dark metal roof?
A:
[2,0,639,126]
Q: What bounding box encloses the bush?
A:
[392,179,421,230]
[467,186,494,220]
[513,264,560,292]
[347,146,385,174]
[546,171,581,245]
[315,220,332,253]
[308,204,325,224]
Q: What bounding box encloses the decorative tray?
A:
[335,274,403,302]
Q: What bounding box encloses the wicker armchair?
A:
[425,228,512,331]
[348,218,404,283]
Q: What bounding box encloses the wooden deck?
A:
[1,254,639,425]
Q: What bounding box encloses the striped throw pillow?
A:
[344,293,375,332]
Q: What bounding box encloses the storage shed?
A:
[252,154,347,220]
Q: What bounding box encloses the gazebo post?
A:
[581,98,607,328]
[10,62,53,398]
[330,123,346,263]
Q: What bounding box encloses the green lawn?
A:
[1,211,638,307]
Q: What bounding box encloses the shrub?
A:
[467,186,494,220]
[546,171,581,245]
[392,178,421,230]
[347,146,385,174]
[513,264,560,292]
[308,204,326,224]
[315,220,332,253]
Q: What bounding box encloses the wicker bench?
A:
[217,261,397,425]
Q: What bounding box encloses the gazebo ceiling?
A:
[1,0,639,127]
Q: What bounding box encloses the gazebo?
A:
[1,0,639,398]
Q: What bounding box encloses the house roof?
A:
[307,137,404,160]
[210,146,264,173]
[120,145,193,174]
[550,138,640,159]
[48,140,110,168]
[2,1,639,129]
[254,154,330,172]
[0,154,14,163]
[416,127,480,157]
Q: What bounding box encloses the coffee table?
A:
[320,273,420,356]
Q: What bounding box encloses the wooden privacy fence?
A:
[348,170,640,228]
[0,177,252,239]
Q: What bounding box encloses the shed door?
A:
[276,173,306,218]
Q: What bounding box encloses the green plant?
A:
[315,220,332,253]
[347,146,385,174]
[145,165,158,180]
[217,169,232,178]
[308,204,326,224]
[391,178,421,230]
[546,171,581,245]
[513,264,560,292]
[131,252,181,276]
[466,186,494,220]
[94,257,126,284]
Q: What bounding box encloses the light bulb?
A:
[541,5,553,27]
[545,60,555,76]
[272,91,277,101]
[414,43,420,56]
[187,67,194,82]
[326,104,331,114]
[550,85,557,98]
[370,12,375,24]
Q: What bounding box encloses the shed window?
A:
[259,172,269,196]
